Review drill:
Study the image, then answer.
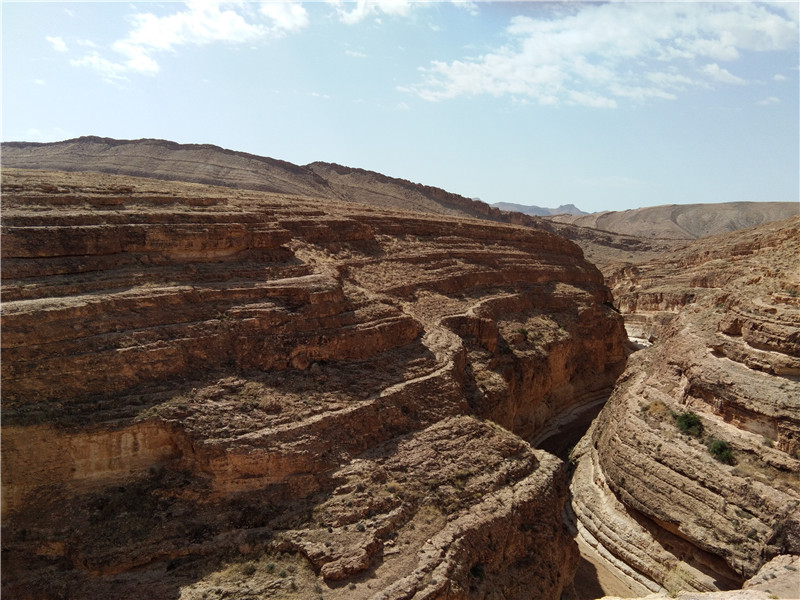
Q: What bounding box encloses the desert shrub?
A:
[707,437,735,464]
[674,411,703,437]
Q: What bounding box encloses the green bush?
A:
[674,411,703,437]
[707,437,735,465]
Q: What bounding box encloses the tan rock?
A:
[1,168,624,599]
[572,215,800,595]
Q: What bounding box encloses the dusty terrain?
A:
[546,202,798,241]
[1,168,628,599]
[571,215,800,596]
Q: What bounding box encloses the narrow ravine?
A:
[536,401,638,600]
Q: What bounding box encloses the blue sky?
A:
[2,1,798,212]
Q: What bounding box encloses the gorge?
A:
[1,139,798,600]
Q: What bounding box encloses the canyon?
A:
[1,167,625,599]
[571,214,800,598]
[1,139,798,600]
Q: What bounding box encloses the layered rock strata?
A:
[1,137,531,224]
[571,216,800,595]
[3,137,694,275]
[1,168,627,599]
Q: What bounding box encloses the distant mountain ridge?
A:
[546,202,799,240]
[4,136,795,246]
[491,202,588,217]
[1,136,525,225]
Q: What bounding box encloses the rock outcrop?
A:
[1,168,627,598]
[597,555,800,599]
[570,215,800,596]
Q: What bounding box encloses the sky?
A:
[2,1,798,213]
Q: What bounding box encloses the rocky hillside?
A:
[2,137,693,273]
[547,202,798,240]
[1,168,628,599]
[570,215,800,596]
[2,137,695,286]
[2,137,520,222]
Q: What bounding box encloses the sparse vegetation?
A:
[641,399,670,422]
[707,437,735,465]
[469,564,485,580]
[673,411,703,437]
[386,481,402,494]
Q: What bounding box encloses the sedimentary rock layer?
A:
[571,216,800,595]
[1,168,626,599]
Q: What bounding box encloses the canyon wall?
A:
[1,168,627,599]
[571,216,800,596]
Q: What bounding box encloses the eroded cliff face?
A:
[1,169,627,599]
[571,216,800,596]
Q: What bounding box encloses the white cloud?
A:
[327,0,413,25]
[345,49,367,58]
[701,63,747,85]
[72,1,308,81]
[451,0,479,17]
[122,3,268,54]
[70,53,130,83]
[773,73,788,82]
[326,0,474,24]
[646,70,706,91]
[758,96,781,105]
[33,79,46,86]
[405,2,798,108]
[46,36,68,53]
[260,1,309,33]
